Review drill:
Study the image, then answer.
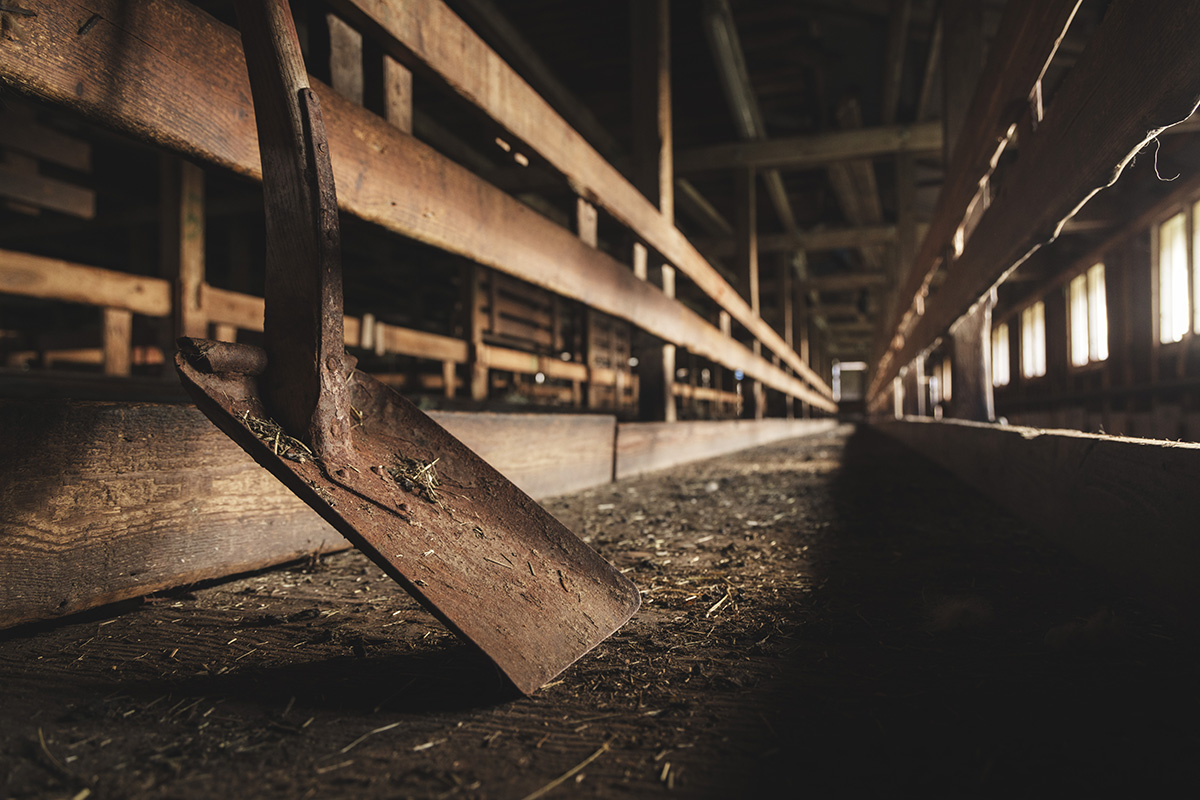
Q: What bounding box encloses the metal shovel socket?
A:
[175,0,638,695]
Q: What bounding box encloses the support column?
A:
[631,0,677,423]
[736,167,763,419]
[948,291,994,421]
[160,157,205,340]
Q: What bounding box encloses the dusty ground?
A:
[3,424,1199,798]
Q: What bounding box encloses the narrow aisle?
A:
[1,425,1196,798]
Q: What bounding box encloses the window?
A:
[1159,211,1189,343]
[1069,263,1108,366]
[1021,301,1046,378]
[991,323,1010,387]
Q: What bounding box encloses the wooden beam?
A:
[873,0,1082,399]
[0,0,832,411]
[802,272,890,292]
[0,401,619,629]
[0,248,171,316]
[616,418,837,480]
[878,418,1200,617]
[872,0,1200,408]
[698,224,900,258]
[101,307,133,376]
[0,163,94,218]
[0,116,91,171]
[631,0,673,224]
[880,0,913,126]
[674,121,942,173]
[160,157,206,339]
[328,0,831,399]
[941,0,984,162]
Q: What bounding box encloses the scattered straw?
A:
[241,411,313,463]
[519,738,614,800]
[388,455,441,503]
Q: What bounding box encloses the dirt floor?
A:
[3,424,1199,798]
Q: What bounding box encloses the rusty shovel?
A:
[174,0,639,695]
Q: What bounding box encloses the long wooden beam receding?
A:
[878,418,1200,616]
[0,248,171,316]
[870,0,1083,400]
[698,224,899,258]
[0,0,834,411]
[802,272,890,293]
[870,0,1200,408]
[327,0,831,400]
[674,121,942,173]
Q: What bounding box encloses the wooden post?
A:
[466,265,489,401]
[782,255,795,420]
[160,157,205,340]
[630,0,677,423]
[941,0,984,165]
[632,0,673,223]
[735,167,763,418]
[365,37,414,134]
[327,14,364,105]
[102,308,132,376]
[948,291,994,421]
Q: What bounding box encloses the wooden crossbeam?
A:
[0,248,170,316]
[674,121,942,173]
[328,0,831,400]
[0,0,834,411]
[697,224,900,258]
[871,0,1200,408]
[802,272,890,293]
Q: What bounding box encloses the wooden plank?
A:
[0,0,833,412]
[160,158,206,339]
[616,418,838,480]
[0,117,91,171]
[631,0,673,223]
[872,0,1200,407]
[0,400,344,629]
[802,272,890,292]
[0,401,624,629]
[327,13,364,105]
[877,418,1200,616]
[872,0,1082,399]
[0,162,94,218]
[0,248,171,316]
[329,0,831,399]
[101,307,132,376]
[201,284,264,330]
[430,411,615,500]
[377,322,469,363]
[674,121,942,172]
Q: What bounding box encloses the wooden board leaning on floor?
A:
[876,418,1200,620]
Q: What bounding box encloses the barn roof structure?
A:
[4,0,1200,794]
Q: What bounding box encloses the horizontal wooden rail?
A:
[0,248,170,316]
[869,0,1200,408]
[328,0,832,400]
[878,418,1200,618]
[0,0,834,412]
[674,121,942,172]
[0,400,836,629]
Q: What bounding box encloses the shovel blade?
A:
[177,341,639,694]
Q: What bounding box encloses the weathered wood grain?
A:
[616,419,839,480]
[328,0,831,400]
[0,248,171,316]
[877,418,1200,617]
[0,0,834,411]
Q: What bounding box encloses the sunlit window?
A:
[991,323,1010,387]
[1069,263,1108,366]
[1159,211,1189,343]
[1021,301,1046,378]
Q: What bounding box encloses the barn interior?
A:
[4,0,1200,796]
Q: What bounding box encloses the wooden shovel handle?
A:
[236,0,352,462]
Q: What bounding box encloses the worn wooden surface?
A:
[328,0,831,400]
[877,418,1200,616]
[0,0,833,411]
[0,248,170,316]
[616,418,838,480]
[0,401,341,630]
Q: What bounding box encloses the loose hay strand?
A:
[519,738,614,800]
